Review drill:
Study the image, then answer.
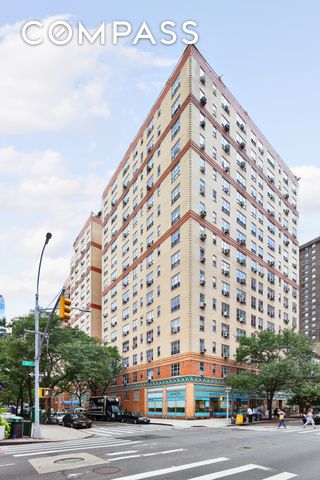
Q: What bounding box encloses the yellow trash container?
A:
[236,414,244,425]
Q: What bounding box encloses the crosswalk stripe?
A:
[188,464,270,480]
[110,457,229,480]
[4,438,129,453]
[107,451,139,456]
[13,441,142,457]
[262,473,297,479]
[109,448,185,461]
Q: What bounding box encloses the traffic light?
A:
[39,388,53,398]
[59,295,71,320]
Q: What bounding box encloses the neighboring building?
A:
[101,45,299,418]
[0,295,5,319]
[69,212,102,339]
[300,237,320,340]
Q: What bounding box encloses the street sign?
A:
[22,360,35,367]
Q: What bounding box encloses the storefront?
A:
[167,385,186,416]
[194,384,251,417]
[147,388,163,416]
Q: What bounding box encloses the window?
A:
[171,273,181,290]
[171,184,180,204]
[171,295,180,312]
[222,198,230,216]
[171,206,180,225]
[171,163,180,182]
[171,117,180,139]
[171,340,180,355]
[171,363,180,376]
[171,251,180,269]
[171,76,180,96]
[237,211,246,228]
[199,315,205,332]
[171,229,180,247]
[171,318,181,333]
[171,96,180,117]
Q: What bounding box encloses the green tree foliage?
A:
[0,314,122,411]
[226,330,319,418]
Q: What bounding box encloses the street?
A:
[0,421,319,479]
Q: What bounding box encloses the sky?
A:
[1,0,320,320]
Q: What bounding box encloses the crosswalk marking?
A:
[189,464,270,480]
[107,450,138,456]
[90,424,175,437]
[3,437,133,454]
[112,457,229,480]
[262,474,297,479]
[12,441,142,457]
[109,448,185,461]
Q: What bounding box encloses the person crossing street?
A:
[304,409,316,429]
[277,409,287,429]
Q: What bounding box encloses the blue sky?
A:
[1,0,320,319]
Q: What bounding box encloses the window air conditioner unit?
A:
[200,96,207,106]
[200,302,206,309]
[200,120,206,128]
[200,348,206,354]
[200,232,207,240]
[224,124,230,133]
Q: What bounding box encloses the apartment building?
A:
[300,237,320,340]
[69,212,102,339]
[101,45,299,418]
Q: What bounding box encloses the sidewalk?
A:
[151,418,228,428]
[0,424,94,445]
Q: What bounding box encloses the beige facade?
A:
[69,212,102,339]
[100,46,299,417]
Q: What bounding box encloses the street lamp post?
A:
[33,232,52,439]
[225,386,232,425]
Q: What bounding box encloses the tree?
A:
[0,314,121,411]
[226,330,319,419]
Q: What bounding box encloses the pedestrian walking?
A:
[277,409,287,429]
[247,406,253,423]
[253,407,259,422]
[304,409,316,429]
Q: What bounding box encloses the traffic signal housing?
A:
[39,388,53,398]
[59,295,71,320]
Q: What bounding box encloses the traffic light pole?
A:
[33,233,52,439]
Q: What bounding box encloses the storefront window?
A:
[166,386,185,416]
[147,388,163,415]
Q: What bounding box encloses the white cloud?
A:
[0,146,109,319]
[0,15,176,134]
[291,165,320,244]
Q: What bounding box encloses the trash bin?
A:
[23,420,32,437]
[31,407,46,424]
[236,414,244,425]
[8,416,24,439]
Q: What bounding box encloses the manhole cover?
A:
[54,457,85,465]
[93,466,121,475]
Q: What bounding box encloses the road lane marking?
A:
[0,463,15,467]
[110,455,141,461]
[111,457,229,480]
[262,474,297,479]
[13,441,142,457]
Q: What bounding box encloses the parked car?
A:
[121,411,150,424]
[73,407,88,415]
[44,413,59,425]
[63,412,92,429]
[54,411,66,425]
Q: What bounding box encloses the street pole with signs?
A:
[225,386,232,425]
[33,233,52,439]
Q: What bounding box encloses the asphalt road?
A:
[0,421,319,479]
